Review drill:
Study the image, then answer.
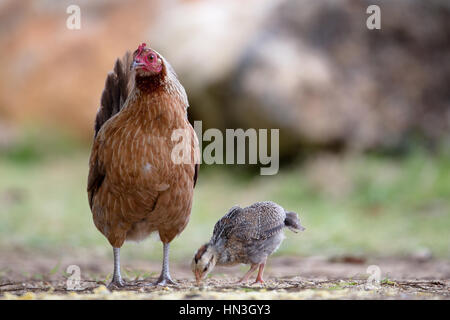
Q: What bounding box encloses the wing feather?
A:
[88,52,133,208]
[211,202,286,243]
[94,52,134,137]
[87,140,103,210]
[211,206,242,243]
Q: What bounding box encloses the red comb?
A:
[137,43,147,56]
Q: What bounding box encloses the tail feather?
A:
[284,211,305,233]
[94,52,134,137]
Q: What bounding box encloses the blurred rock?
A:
[0,0,448,158]
[150,0,450,158]
[329,255,367,264]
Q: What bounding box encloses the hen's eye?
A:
[203,266,208,272]
[149,54,154,60]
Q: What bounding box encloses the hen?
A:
[192,201,304,284]
[88,43,199,287]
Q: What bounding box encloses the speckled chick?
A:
[192,201,305,284]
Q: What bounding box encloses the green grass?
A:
[0,140,449,262]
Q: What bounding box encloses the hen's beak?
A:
[131,60,145,70]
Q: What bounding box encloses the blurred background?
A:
[0,0,449,279]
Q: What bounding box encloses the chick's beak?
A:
[195,270,202,285]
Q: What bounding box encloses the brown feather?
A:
[87,49,198,248]
[94,52,134,137]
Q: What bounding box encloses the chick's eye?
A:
[203,266,208,272]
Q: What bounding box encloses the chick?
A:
[192,201,305,284]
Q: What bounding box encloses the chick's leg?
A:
[108,247,125,288]
[237,264,258,284]
[155,242,176,286]
[254,262,266,284]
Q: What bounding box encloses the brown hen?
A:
[88,43,199,287]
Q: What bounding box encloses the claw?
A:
[253,278,265,285]
[154,275,177,286]
[107,277,125,289]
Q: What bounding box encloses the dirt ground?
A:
[0,251,449,300]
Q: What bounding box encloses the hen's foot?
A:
[154,274,177,286]
[153,242,177,286]
[107,277,125,289]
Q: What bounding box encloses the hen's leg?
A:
[237,264,258,283]
[254,262,266,284]
[108,247,125,288]
[155,242,176,286]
